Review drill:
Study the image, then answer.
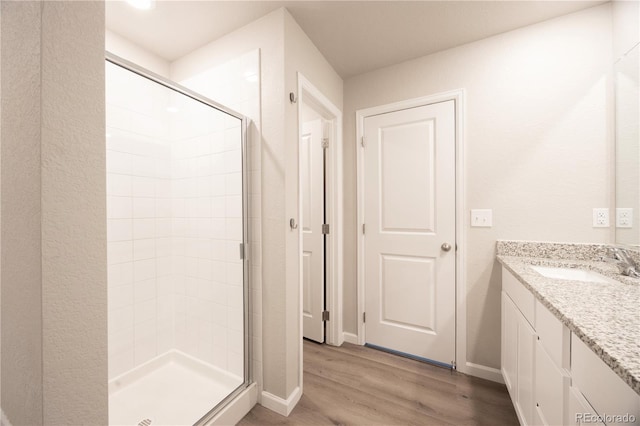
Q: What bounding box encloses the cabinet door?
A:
[517,310,536,426]
[502,292,518,399]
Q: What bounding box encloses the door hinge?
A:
[322,311,330,321]
[362,223,366,234]
[363,312,366,323]
[361,136,366,148]
[322,138,329,149]
[239,243,245,260]
[322,224,330,234]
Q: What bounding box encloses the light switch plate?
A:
[471,209,492,227]
[616,208,633,228]
[593,208,610,227]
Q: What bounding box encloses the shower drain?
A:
[138,419,152,426]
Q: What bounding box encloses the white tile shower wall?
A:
[169,97,244,375]
[179,50,261,381]
[107,50,260,383]
[106,62,173,378]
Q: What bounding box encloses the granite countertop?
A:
[496,241,640,396]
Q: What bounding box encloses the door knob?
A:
[441,243,452,252]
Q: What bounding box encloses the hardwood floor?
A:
[239,341,518,425]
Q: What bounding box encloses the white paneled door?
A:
[363,100,456,365]
[302,119,325,343]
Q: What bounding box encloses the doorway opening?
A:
[300,111,329,344]
[297,72,344,388]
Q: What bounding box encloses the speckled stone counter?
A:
[496,241,640,396]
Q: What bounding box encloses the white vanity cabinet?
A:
[502,268,536,426]
[501,267,640,426]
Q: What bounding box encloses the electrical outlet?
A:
[471,209,492,227]
[616,208,633,228]
[593,208,610,227]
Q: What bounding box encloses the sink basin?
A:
[530,265,616,284]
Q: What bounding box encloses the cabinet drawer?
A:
[571,334,640,425]
[535,340,567,426]
[535,299,570,369]
[502,267,534,326]
[568,386,604,426]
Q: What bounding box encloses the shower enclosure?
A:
[105,54,250,425]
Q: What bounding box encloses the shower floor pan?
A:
[109,350,243,426]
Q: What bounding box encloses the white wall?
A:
[106,30,170,78]
[1,1,107,424]
[613,0,640,246]
[0,12,2,405]
[612,0,640,60]
[343,4,613,370]
[0,2,2,406]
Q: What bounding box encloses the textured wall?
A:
[40,1,108,423]
[1,1,107,424]
[343,4,613,370]
[1,2,44,423]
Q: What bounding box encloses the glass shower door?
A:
[105,55,250,426]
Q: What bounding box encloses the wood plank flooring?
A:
[239,341,518,425]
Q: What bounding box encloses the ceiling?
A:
[106,0,606,79]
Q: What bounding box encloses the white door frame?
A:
[355,89,468,374]
[297,73,344,355]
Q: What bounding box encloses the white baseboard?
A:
[464,362,504,384]
[205,383,257,426]
[343,332,359,344]
[260,386,302,417]
[1,408,12,426]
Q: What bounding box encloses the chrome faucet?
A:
[605,247,640,278]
